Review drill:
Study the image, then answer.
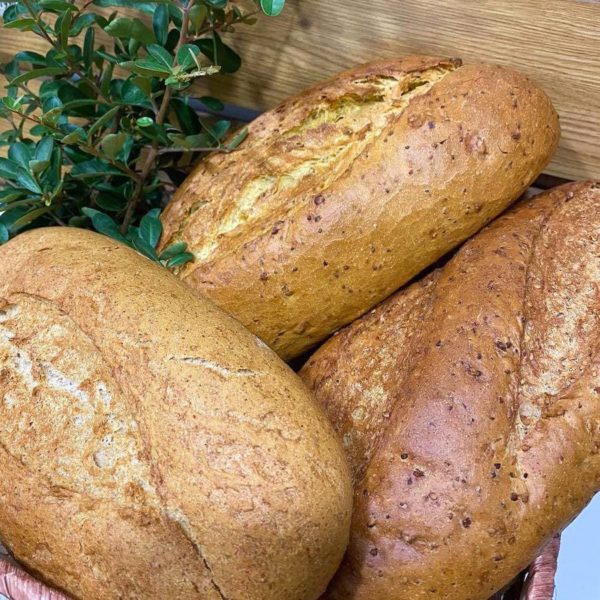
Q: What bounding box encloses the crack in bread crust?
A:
[170,66,454,265]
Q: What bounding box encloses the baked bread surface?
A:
[301,182,600,600]
[0,228,352,600]
[160,56,559,360]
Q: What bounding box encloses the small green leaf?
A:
[68,215,88,227]
[71,13,107,37]
[40,0,75,12]
[166,252,194,268]
[9,67,67,87]
[82,207,129,245]
[226,126,248,150]
[0,199,37,212]
[176,44,201,70]
[88,105,120,137]
[83,27,95,71]
[100,132,125,159]
[11,207,51,229]
[60,98,99,112]
[15,167,42,194]
[57,10,73,50]
[70,159,121,178]
[41,106,64,127]
[105,17,156,45]
[28,159,50,176]
[159,240,188,260]
[132,76,152,95]
[136,116,154,127]
[120,58,171,78]
[209,119,231,141]
[152,4,169,45]
[260,0,286,16]
[3,18,37,31]
[0,158,20,180]
[13,51,47,66]
[100,62,114,97]
[139,208,162,248]
[95,48,118,64]
[136,122,169,144]
[95,194,124,212]
[0,223,9,244]
[0,189,24,204]
[62,128,87,144]
[8,143,32,169]
[146,44,174,70]
[167,132,212,149]
[195,32,241,73]
[205,0,227,8]
[189,4,207,30]
[171,98,201,135]
[35,137,54,162]
[120,79,152,107]
[129,230,159,260]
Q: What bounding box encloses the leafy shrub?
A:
[0,0,284,264]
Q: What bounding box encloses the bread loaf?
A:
[300,181,600,600]
[160,55,559,360]
[0,228,352,600]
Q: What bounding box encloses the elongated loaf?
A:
[160,55,559,360]
[300,182,600,600]
[0,228,352,600]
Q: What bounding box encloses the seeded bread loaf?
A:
[0,228,352,600]
[160,55,559,360]
[300,182,600,600]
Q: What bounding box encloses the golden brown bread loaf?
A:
[0,228,353,600]
[160,55,559,360]
[300,181,600,600]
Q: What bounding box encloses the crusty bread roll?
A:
[300,181,600,600]
[0,228,352,600]
[160,55,559,360]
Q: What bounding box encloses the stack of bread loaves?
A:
[0,55,596,600]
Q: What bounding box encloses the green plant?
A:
[0,0,284,265]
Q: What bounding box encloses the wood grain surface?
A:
[1,1,599,180]
[201,0,600,181]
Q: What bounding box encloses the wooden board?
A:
[1,1,599,180]
[201,0,600,181]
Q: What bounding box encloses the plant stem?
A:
[120,0,195,233]
[21,0,60,49]
[191,9,259,40]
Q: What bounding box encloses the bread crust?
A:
[0,228,352,600]
[160,56,559,360]
[301,182,600,600]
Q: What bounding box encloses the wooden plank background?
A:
[203,0,600,181]
[1,0,599,180]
